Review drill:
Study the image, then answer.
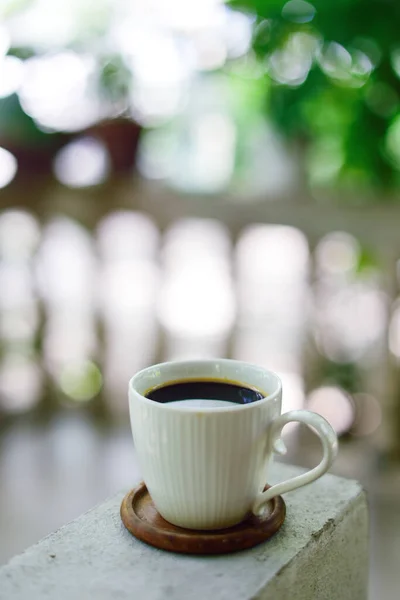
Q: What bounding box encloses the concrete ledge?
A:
[0,464,368,600]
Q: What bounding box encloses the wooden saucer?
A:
[120,482,286,555]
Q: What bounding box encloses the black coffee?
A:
[146,379,265,405]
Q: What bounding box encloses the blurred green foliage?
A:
[230,0,400,194]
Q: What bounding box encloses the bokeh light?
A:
[35,217,96,308]
[318,42,373,86]
[307,386,355,435]
[137,129,176,180]
[269,32,316,86]
[0,56,24,97]
[97,211,159,262]
[36,217,97,380]
[59,360,102,402]
[159,219,235,339]
[101,261,159,317]
[282,1,316,24]
[171,112,237,192]
[0,303,38,343]
[125,27,189,125]
[19,52,99,132]
[5,0,89,50]
[0,264,33,308]
[236,224,309,323]
[319,42,351,78]
[314,283,387,363]
[233,328,301,372]
[97,210,160,317]
[315,232,360,276]
[234,224,307,435]
[102,314,158,412]
[43,311,97,378]
[0,148,17,188]
[97,211,160,410]
[236,224,309,284]
[0,263,38,341]
[53,138,110,188]
[0,210,40,260]
[138,106,237,191]
[163,218,231,266]
[0,354,42,413]
[222,8,252,59]
[159,264,235,337]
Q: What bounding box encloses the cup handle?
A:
[252,410,338,515]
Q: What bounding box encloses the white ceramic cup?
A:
[129,359,338,530]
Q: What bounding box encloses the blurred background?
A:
[0,0,399,596]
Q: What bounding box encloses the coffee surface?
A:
[146,379,265,405]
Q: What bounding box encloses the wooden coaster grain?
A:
[120,482,286,555]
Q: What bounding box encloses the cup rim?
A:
[129,359,282,413]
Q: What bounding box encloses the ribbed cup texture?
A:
[129,394,281,530]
